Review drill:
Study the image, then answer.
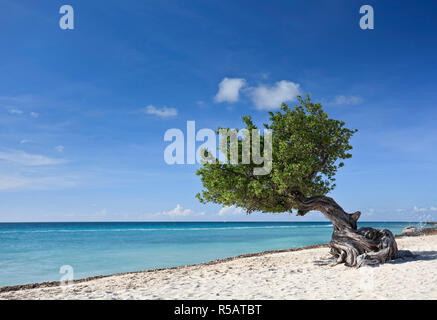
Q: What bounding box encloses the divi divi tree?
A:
[196,95,398,267]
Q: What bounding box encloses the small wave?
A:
[0,224,333,234]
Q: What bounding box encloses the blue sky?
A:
[0,0,436,222]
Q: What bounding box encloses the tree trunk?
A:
[296,195,398,267]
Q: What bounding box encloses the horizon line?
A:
[0,220,433,223]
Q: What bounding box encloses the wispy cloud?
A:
[4,104,40,118]
[95,209,107,217]
[0,174,77,191]
[142,105,178,118]
[0,150,66,166]
[214,78,246,103]
[55,145,65,153]
[328,95,363,106]
[197,100,207,108]
[355,206,437,222]
[413,206,437,212]
[8,108,23,115]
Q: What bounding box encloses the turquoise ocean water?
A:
[0,221,428,287]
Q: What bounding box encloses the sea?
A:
[0,221,428,287]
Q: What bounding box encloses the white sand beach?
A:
[1,234,436,300]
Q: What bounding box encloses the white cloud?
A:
[8,108,23,115]
[95,209,107,217]
[249,80,300,110]
[218,206,245,216]
[0,150,66,166]
[413,206,427,212]
[414,206,437,212]
[154,204,206,218]
[260,72,269,79]
[0,176,29,190]
[329,95,363,106]
[364,208,375,216]
[213,77,302,110]
[55,145,65,153]
[197,100,206,107]
[214,78,246,103]
[142,105,177,118]
[19,140,32,144]
[160,204,193,217]
[30,112,39,118]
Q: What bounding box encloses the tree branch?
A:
[291,194,361,231]
[308,151,329,181]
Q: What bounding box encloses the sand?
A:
[1,234,436,300]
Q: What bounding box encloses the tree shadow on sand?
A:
[389,250,437,265]
[312,250,437,267]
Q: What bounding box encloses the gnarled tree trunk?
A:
[295,195,398,267]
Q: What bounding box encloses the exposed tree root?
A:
[295,195,399,267]
[330,227,398,267]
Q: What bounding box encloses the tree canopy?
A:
[196,95,358,214]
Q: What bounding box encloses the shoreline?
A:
[0,243,329,293]
[1,226,436,296]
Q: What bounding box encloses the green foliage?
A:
[196,95,357,214]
